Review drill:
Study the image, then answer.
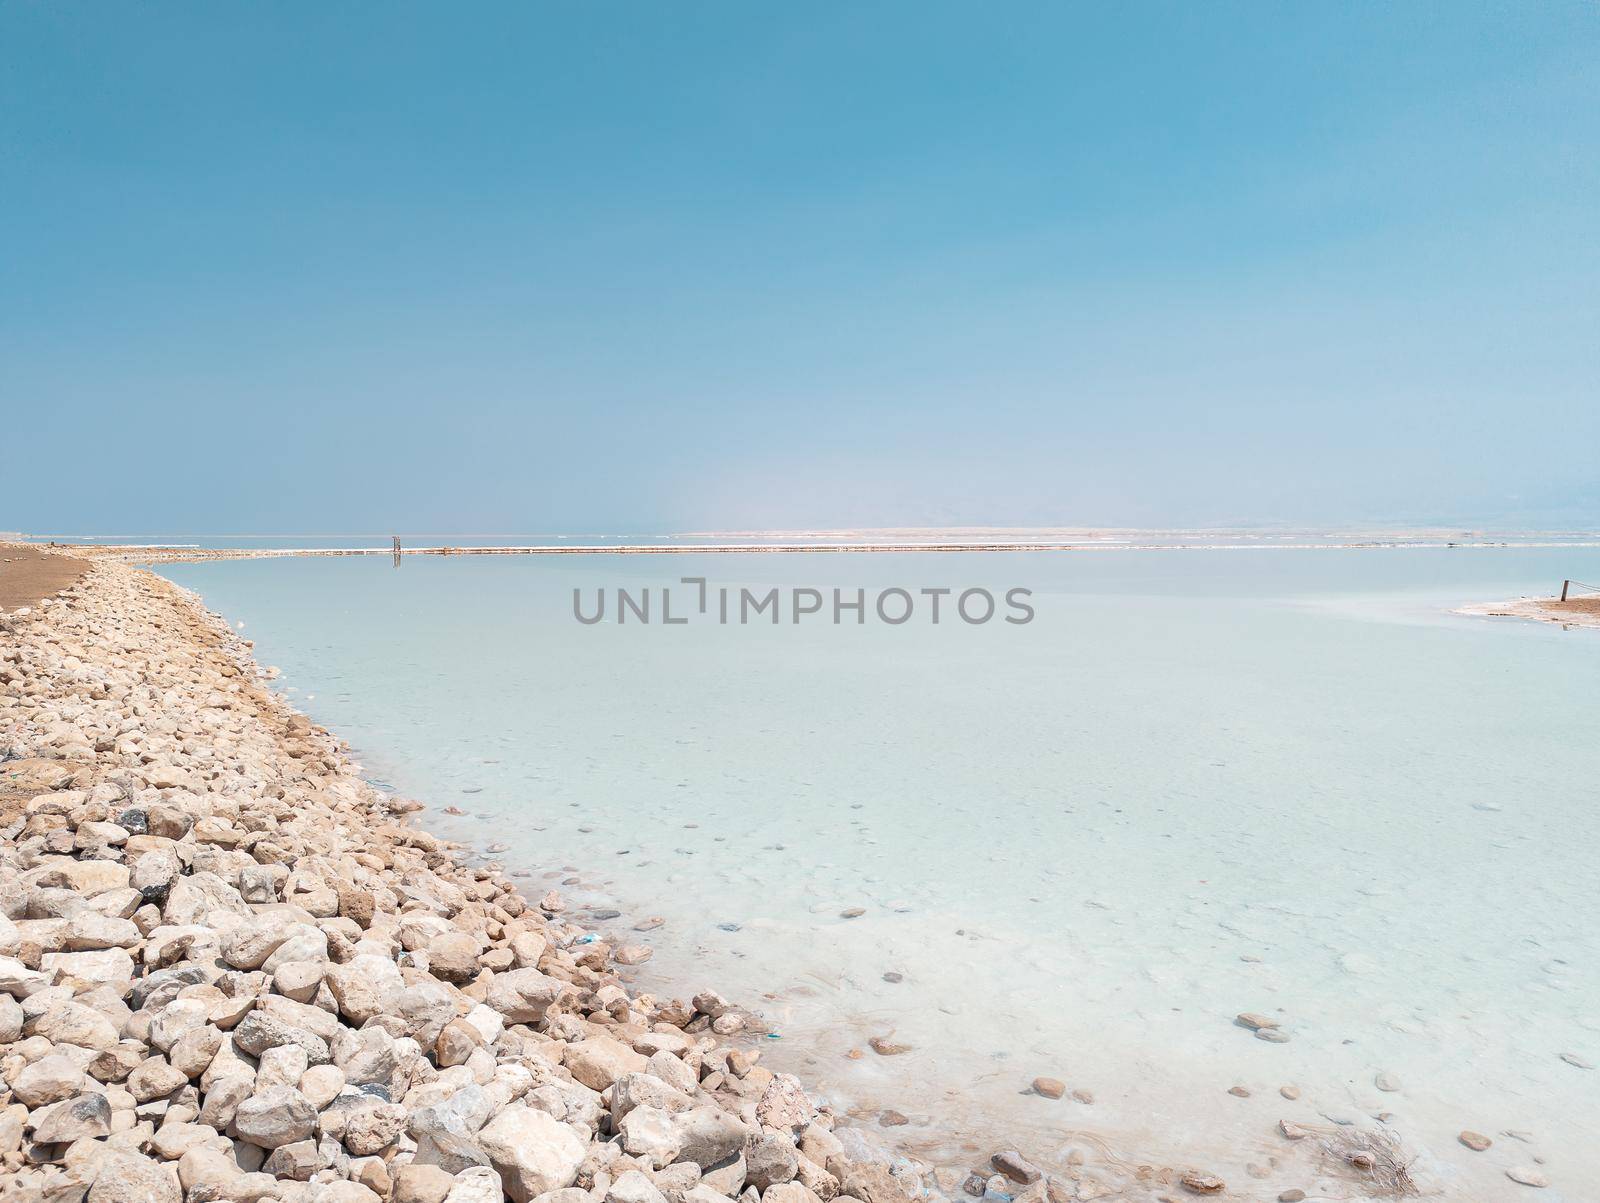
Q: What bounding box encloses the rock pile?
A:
[0,561,931,1203]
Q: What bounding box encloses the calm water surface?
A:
[158,550,1600,1201]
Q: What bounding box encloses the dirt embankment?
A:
[0,544,87,613]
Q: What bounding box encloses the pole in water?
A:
[393,535,401,568]
[1561,579,1570,602]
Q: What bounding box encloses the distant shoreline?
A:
[27,536,1600,565]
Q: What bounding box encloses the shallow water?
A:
[158,549,1600,1201]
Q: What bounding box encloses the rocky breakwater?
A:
[0,559,929,1203]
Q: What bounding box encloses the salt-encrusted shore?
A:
[1,556,1008,1203]
[1455,595,1600,630]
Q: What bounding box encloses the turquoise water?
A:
[159,549,1600,1199]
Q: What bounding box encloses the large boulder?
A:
[606,1170,668,1203]
[745,1133,800,1190]
[325,955,404,1024]
[564,1036,646,1091]
[442,1167,504,1203]
[12,1054,86,1107]
[838,1164,913,1203]
[231,1086,317,1149]
[611,1072,693,1126]
[484,968,568,1023]
[393,978,458,1046]
[28,1000,120,1050]
[670,1107,749,1170]
[408,1086,497,1174]
[474,1105,586,1203]
[175,1146,244,1197]
[29,1093,112,1143]
[127,1057,188,1103]
[0,955,49,998]
[756,1074,814,1135]
[331,1025,398,1087]
[62,912,141,951]
[425,930,480,982]
[222,918,299,971]
[40,948,136,989]
[619,1105,681,1169]
[232,1010,330,1066]
[87,1150,181,1203]
[391,1163,456,1203]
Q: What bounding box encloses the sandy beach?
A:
[0,546,88,613]
[1455,594,1600,630]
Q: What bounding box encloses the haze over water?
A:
[159,547,1600,1201]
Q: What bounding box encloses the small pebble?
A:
[1235,1012,1278,1031]
[882,971,904,983]
[1179,1172,1225,1195]
[869,1036,911,1056]
[1256,1029,1291,1043]
[991,1152,1042,1185]
[1228,1086,1250,1098]
[1278,1191,1306,1202]
[1506,1166,1548,1188]
[878,1110,908,1127]
[1279,1085,1300,1100]
[1032,1077,1065,1099]
[839,907,865,918]
[1374,1071,1400,1092]
[1459,1131,1492,1151]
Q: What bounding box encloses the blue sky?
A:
[3,3,1596,534]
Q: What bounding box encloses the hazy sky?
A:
[3,3,1596,534]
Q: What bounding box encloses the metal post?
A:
[393,535,401,568]
[1561,580,1570,602]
